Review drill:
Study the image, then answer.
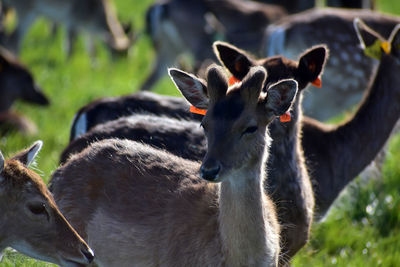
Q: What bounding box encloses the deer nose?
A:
[200,160,221,181]
[81,247,94,263]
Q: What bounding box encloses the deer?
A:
[0,141,94,266]
[49,65,299,266]
[0,47,49,135]
[141,0,286,91]
[63,44,327,262]
[263,8,400,120]
[3,0,131,56]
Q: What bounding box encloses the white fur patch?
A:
[73,113,88,140]
[265,26,286,57]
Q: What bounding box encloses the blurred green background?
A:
[1,0,400,266]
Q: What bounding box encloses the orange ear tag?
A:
[312,77,322,88]
[190,105,207,115]
[280,111,291,122]
[229,76,241,85]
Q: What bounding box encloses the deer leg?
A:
[7,10,36,54]
[139,55,171,91]
[64,27,77,58]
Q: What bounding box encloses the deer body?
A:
[3,0,130,55]
[264,8,400,120]
[142,0,286,90]
[0,141,93,266]
[51,66,299,266]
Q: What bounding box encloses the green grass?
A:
[1,0,400,266]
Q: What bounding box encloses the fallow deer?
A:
[64,44,327,262]
[0,141,94,266]
[50,66,299,266]
[218,21,400,218]
[3,0,131,56]
[0,47,49,135]
[264,8,400,120]
[142,0,286,91]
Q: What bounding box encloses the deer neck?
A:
[218,144,278,266]
[306,54,400,216]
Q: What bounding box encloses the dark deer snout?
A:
[200,159,221,181]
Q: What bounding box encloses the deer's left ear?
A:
[262,79,298,117]
[213,41,255,80]
[11,141,43,167]
[389,24,400,58]
[297,45,327,87]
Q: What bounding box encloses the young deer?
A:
[0,47,49,135]
[264,8,400,120]
[50,66,299,266]
[0,141,94,266]
[228,20,400,218]
[64,43,326,262]
[141,0,286,91]
[3,0,131,56]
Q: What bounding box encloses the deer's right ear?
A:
[354,18,383,49]
[388,24,400,57]
[12,141,43,167]
[213,41,254,80]
[169,68,209,109]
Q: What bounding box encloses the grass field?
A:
[1,0,400,266]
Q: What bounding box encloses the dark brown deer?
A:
[141,0,286,91]
[0,47,49,135]
[3,0,131,56]
[50,66,299,266]
[0,141,94,266]
[264,8,400,120]
[64,44,327,262]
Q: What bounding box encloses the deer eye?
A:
[28,203,48,218]
[242,126,258,135]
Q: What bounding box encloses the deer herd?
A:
[1,0,400,266]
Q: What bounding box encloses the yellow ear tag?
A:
[381,41,391,55]
[364,39,383,60]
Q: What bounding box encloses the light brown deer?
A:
[50,66,299,266]
[141,0,286,91]
[0,141,94,266]
[3,0,131,56]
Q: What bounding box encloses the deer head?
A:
[169,65,298,181]
[0,48,49,112]
[0,141,93,266]
[213,41,327,90]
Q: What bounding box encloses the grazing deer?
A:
[3,0,131,56]
[0,141,94,266]
[141,0,286,91]
[264,8,400,120]
[64,43,327,262]
[50,66,299,266]
[0,47,49,135]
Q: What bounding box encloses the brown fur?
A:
[0,142,93,265]
[50,67,299,266]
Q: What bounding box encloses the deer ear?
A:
[263,79,298,116]
[297,45,327,87]
[241,66,267,101]
[388,24,400,58]
[354,18,383,49]
[206,65,228,101]
[12,141,43,167]
[213,41,254,80]
[169,68,209,109]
